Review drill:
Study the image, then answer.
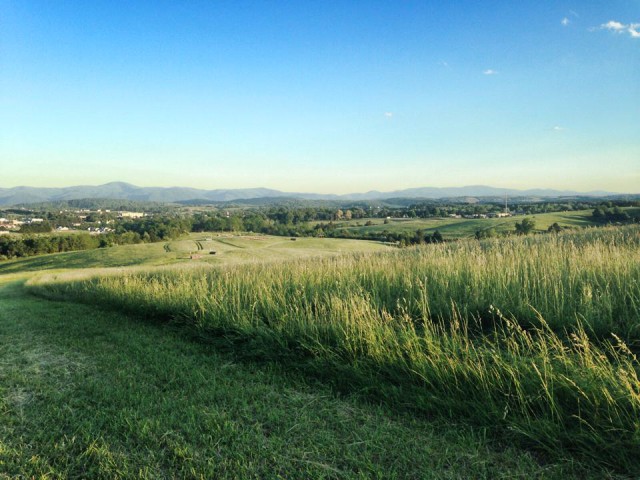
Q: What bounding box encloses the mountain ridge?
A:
[0,181,628,206]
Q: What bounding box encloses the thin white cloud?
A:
[597,20,640,38]
[561,17,570,26]
[553,126,565,131]
[602,20,626,31]
[483,69,498,75]
[569,10,579,18]
[384,112,393,118]
[439,60,449,68]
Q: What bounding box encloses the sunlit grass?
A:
[3,281,569,478]
[0,233,390,274]
[29,225,640,474]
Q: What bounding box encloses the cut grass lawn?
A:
[0,279,591,479]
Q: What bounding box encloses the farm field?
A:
[325,209,600,238]
[0,234,390,274]
[2,226,639,477]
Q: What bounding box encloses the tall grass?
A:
[30,226,640,473]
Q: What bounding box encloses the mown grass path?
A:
[0,278,596,479]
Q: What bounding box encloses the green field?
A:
[2,226,639,478]
[0,234,390,274]
[326,209,599,238]
[1,276,584,479]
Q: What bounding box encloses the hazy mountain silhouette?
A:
[0,181,623,206]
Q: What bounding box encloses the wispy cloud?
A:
[596,20,640,38]
[562,11,578,27]
[602,20,626,31]
[483,69,498,75]
[553,126,565,131]
[439,60,449,68]
[384,112,393,118]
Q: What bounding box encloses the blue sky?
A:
[1,1,638,193]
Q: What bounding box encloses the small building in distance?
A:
[118,211,145,219]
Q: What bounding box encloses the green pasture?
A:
[0,233,391,274]
[329,209,598,238]
[181,234,391,264]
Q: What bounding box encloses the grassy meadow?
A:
[26,225,640,476]
[4,277,575,478]
[0,238,595,479]
[326,209,599,238]
[0,234,390,274]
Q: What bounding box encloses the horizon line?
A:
[0,180,637,196]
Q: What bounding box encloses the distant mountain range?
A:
[0,182,628,207]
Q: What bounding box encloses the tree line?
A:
[592,206,636,223]
[0,216,192,260]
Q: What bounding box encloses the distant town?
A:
[0,209,145,235]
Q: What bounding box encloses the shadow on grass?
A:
[26,282,634,478]
[1,281,578,479]
[0,247,167,274]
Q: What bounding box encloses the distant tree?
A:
[609,207,630,222]
[244,214,267,232]
[547,222,562,233]
[592,208,605,220]
[229,216,244,232]
[19,221,53,234]
[475,228,496,240]
[515,218,536,235]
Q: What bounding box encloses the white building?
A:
[118,211,145,219]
